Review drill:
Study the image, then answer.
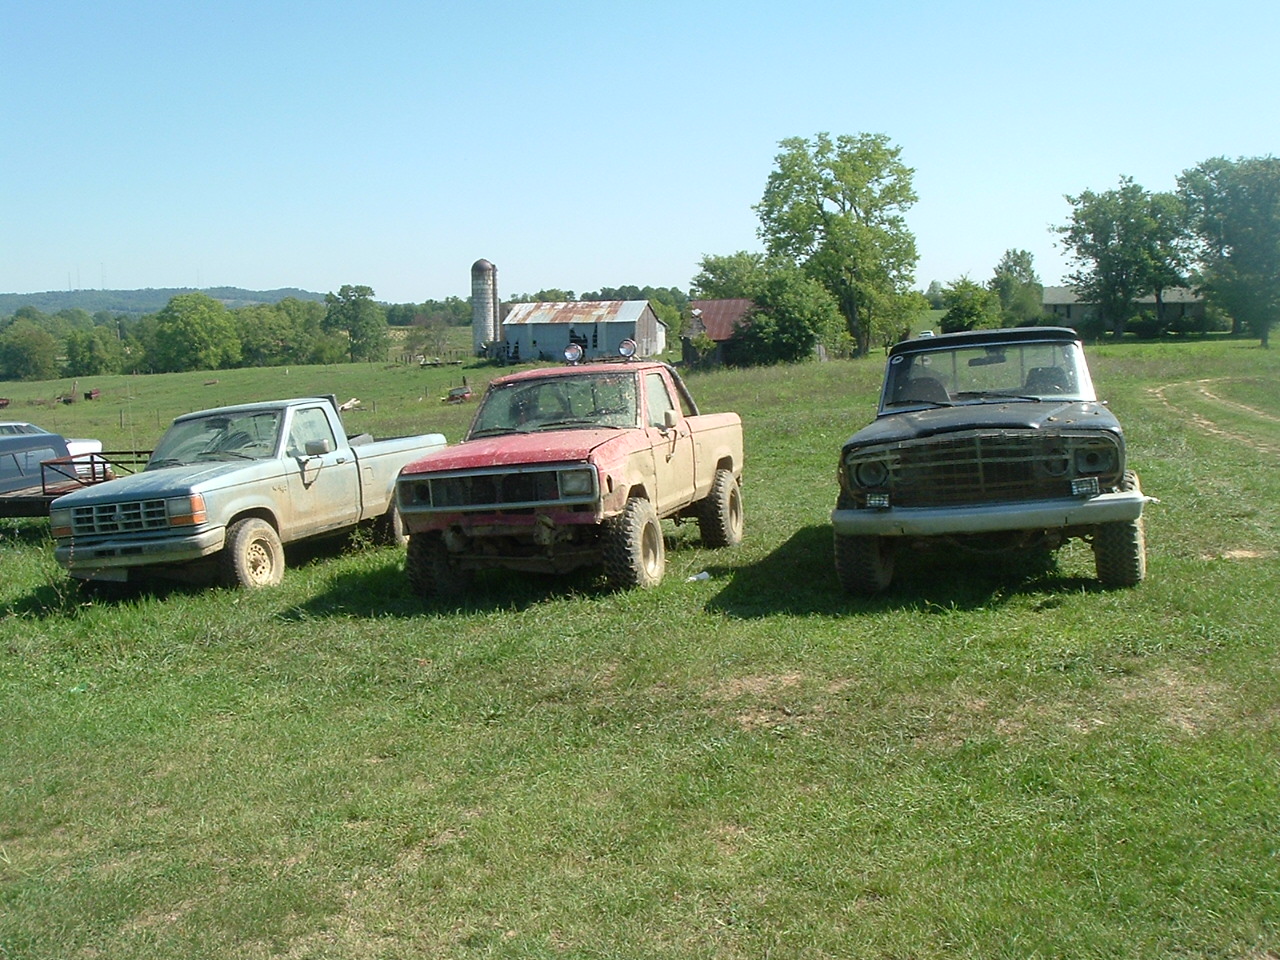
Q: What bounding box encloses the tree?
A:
[723,266,842,366]
[690,252,767,300]
[939,277,1002,333]
[754,132,920,356]
[0,322,60,380]
[924,280,946,309]
[64,326,123,376]
[1057,177,1187,336]
[1178,155,1280,347]
[324,284,388,362]
[150,293,241,373]
[988,249,1044,326]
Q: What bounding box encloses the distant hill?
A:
[0,286,326,318]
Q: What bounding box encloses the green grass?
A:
[3,340,1280,958]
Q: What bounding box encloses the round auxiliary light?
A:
[618,338,637,359]
[563,343,584,364]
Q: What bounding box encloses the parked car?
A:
[0,421,103,495]
[397,343,745,596]
[832,327,1151,593]
[49,397,447,588]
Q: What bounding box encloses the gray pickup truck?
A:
[50,396,446,588]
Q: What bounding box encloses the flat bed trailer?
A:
[0,451,150,518]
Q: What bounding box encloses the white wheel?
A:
[603,497,665,589]
[221,518,285,588]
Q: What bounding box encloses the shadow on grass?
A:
[703,524,1100,618]
[292,531,720,619]
[5,535,368,618]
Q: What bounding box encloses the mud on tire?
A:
[697,467,744,549]
[603,496,665,590]
[221,517,285,589]
[406,532,472,600]
[1094,471,1146,588]
[834,533,895,596]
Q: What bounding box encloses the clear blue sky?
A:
[3,0,1276,304]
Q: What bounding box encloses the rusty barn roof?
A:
[502,300,653,326]
[688,299,755,342]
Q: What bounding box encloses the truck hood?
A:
[49,460,275,506]
[843,400,1122,450]
[401,429,635,475]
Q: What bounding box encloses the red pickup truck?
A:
[396,351,745,596]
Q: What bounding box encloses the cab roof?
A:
[888,326,1081,359]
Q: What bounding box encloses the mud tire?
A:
[697,468,744,548]
[406,532,472,599]
[221,518,285,589]
[834,533,895,596]
[373,501,408,547]
[603,497,665,590]
[1094,471,1146,588]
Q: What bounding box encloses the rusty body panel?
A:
[397,361,744,589]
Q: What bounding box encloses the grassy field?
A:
[2,339,1279,958]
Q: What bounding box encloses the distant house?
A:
[1042,286,1205,326]
[501,300,666,361]
[681,299,756,367]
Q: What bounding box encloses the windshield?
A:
[467,372,639,438]
[881,339,1096,412]
[148,410,282,468]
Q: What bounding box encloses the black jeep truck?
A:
[832,326,1150,594]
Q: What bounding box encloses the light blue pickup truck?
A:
[50,396,446,589]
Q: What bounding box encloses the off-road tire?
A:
[373,501,408,547]
[406,532,472,599]
[1094,471,1146,588]
[834,533,895,595]
[221,518,285,589]
[697,468,744,548]
[603,497,665,590]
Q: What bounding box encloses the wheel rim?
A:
[728,486,743,537]
[641,520,661,576]
[245,539,275,585]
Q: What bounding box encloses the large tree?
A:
[0,322,60,380]
[690,251,768,300]
[988,249,1044,326]
[754,132,920,356]
[324,284,388,362]
[723,266,844,366]
[151,292,241,373]
[1178,155,1280,347]
[939,277,1002,333]
[1057,177,1186,336]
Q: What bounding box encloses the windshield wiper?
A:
[534,418,622,430]
[885,398,954,408]
[954,391,1042,402]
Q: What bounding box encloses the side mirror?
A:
[304,438,333,456]
[663,409,678,431]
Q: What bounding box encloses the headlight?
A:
[1075,446,1116,474]
[166,493,208,526]
[49,507,73,538]
[852,460,889,488]
[558,468,595,498]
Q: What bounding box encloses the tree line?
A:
[693,136,1279,363]
[0,287,474,381]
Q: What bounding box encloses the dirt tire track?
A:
[1149,378,1280,457]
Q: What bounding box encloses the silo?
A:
[470,259,499,355]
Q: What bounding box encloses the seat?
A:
[1024,367,1069,394]
[896,376,950,404]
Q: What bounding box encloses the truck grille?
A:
[403,466,595,512]
[69,499,170,536]
[847,430,1122,508]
